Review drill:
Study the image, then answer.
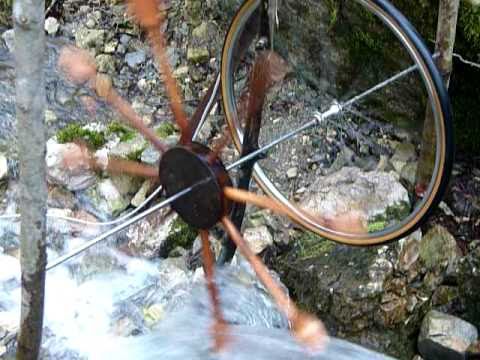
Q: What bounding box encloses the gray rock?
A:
[418,225,461,271]
[140,145,161,165]
[125,50,146,69]
[104,40,118,54]
[1,29,14,52]
[418,310,478,360]
[75,28,106,49]
[109,133,146,159]
[45,109,58,124]
[126,209,174,258]
[286,167,298,179]
[390,143,416,174]
[96,54,116,74]
[84,178,131,217]
[119,34,131,45]
[301,167,409,222]
[44,17,60,35]
[187,47,209,64]
[243,226,273,254]
[131,180,153,208]
[46,139,96,191]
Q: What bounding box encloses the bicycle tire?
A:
[220,0,454,246]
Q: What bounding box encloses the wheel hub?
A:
[159,142,232,229]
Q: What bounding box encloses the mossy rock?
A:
[56,124,107,149]
[160,217,197,257]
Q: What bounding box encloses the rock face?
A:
[300,167,409,224]
[46,139,96,191]
[274,224,465,359]
[418,310,478,360]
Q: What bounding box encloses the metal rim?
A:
[220,0,451,245]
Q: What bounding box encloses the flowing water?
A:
[0,238,395,359]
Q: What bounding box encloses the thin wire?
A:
[453,52,480,69]
[46,181,204,271]
[0,184,163,226]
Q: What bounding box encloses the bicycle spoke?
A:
[46,179,209,271]
[226,52,439,173]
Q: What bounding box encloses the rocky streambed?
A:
[0,0,479,359]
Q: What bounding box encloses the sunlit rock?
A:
[46,139,97,191]
[301,167,410,225]
[418,310,478,359]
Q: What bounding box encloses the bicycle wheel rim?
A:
[221,0,453,245]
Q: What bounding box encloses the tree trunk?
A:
[416,0,459,190]
[13,0,47,359]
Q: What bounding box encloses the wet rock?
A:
[191,231,222,260]
[0,154,8,181]
[47,186,77,210]
[126,209,174,258]
[75,27,106,50]
[84,178,130,217]
[1,29,14,52]
[418,310,478,360]
[44,17,60,35]
[125,50,146,69]
[73,249,122,283]
[243,226,273,254]
[46,139,96,191]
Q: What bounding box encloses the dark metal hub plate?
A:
[159,142,232,229]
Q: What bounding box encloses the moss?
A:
[155,122,176,139]
[163,217,197,256]
[106,121,135,142]
[126,147,145,161]
[368,201,411,231]
[56,124,107,149]
[459,2,480,48]
[0,0,12,26]
[294,231,335,260]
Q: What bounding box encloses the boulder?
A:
[46,139,96,191]
[418,310,478,360]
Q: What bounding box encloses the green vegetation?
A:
[56,122,141,150]
[294,231,334,260]
[106,121,135,142]
[163,217,197,256]
[126,147,145,161]
[0,0,12,26]
[460,2,480,48]
[155,122,176,139]
[367,201,411,232]
[56,124,107,149]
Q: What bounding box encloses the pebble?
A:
[44,17,60,35]
[286,167,298,179]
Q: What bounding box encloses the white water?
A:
[0,245,394,359]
